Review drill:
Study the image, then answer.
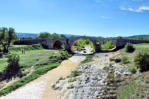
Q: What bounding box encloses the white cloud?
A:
[121,6,149,12]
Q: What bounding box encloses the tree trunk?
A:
[3,45,8,53]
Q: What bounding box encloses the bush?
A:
[81,54,94,64]
[121,56,129,64]
[128,66,137,74]
[101,40,115,49]
[59,51,72,60]
[124,43,135,53]
[134,51,149,72]
[71,71,79,77]
[32,44,43,49]
[4,54,22,79]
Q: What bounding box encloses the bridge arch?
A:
[51,40,64,49]
[68,37,97,54]
[99,40,117,52]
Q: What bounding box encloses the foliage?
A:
[59,51,72,60]
[107,70,115,80]
[73,38,95,51]
[121,56,129,64]
[0,27,17,53]
[38,32,51,38]
[124,43,135,53]
[38,32,62,39]
[128,66,137,74]
[49,51,72,63]
[81,54,94,64]
[101,40,115,49]
[71,70,79,77]
[134,51,149,72]
[4,54,21,79]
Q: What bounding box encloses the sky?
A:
[0,0,149,37]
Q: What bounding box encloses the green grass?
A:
[0,49,60,72]
[117,80,137,99]
[0,58,8,72]
[133,44,149,49]
[133,43,149,52]
[81,54,94,64]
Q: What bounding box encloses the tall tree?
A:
[38,32,51,38]
[0,27,17,53]
[60,34,66,38]
[51,33,60,39]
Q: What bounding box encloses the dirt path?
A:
[0,55,85,99]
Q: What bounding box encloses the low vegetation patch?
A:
[71,70,79,77]
[101,40,115,50]
[121,56,129,64]
[124,43,135,53]
[134,50,149,72]
[72,38,95,52]
[81,54,94,64]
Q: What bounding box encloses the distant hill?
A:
[16,33,80,38]
[16,33,38,38]
[126,35,149,40]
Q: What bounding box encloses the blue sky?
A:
[0,0,149,37]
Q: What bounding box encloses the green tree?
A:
[0,27,17,53]
[38,32,51,38]
[60,34,66,38]
[51,33,60,39]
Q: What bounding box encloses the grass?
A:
[81,54,94,64]
[117,72,149,99]
[0,58,8,72]
[117,80,137,99]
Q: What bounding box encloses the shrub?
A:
[124,43,135,53]
[32,44,43,49]
[81,54,94,64]
[59,51,72,60]
[4,54,22,79]
[71,71,79,77]
[107,71,115,80]
[134,51,149,72]
[49,56,62,63]
[128,66,137,74]
[101,40,115,49]
[121,56,129,64]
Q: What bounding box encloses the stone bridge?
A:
[14,36,149,53]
